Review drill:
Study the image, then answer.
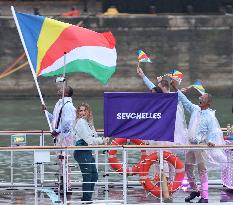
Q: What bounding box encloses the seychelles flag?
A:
[137,50,151,63]
[192,80,205,95]
[14,12,117,84]
[168,69,183,84]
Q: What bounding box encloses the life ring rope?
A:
[139,151,185,198]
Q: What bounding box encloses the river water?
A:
[0,96,232,132]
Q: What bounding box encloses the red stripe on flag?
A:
[138,54,147,60]
[39,26,115,74]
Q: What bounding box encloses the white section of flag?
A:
[40,46,117,75]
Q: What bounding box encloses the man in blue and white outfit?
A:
[42,85,76,191]
[171,80,226,203]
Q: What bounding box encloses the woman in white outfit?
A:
[73,103,105,203]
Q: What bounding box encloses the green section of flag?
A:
[42,59,116,85]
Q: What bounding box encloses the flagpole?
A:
[60,52,67,134]
[62,52,67,104]
[11,6,52,132]
[137,61,140,70]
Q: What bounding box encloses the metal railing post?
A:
[34,188,38,205]
[39,132,44,184]
[95,150,99,172]
[123,148,127,205]
[34,151,38,205]
[63,149,67,204]
[104,150,109,201]
[159,149,163,203]
[94,149,99,199]
[10,150,13,186]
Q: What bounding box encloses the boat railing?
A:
[0,130,231,204]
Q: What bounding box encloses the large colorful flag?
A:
[192,80,205,95]
[15,12,117,84]
[104,92,178,141]
[137,50,152,63]
[168,69,183,84]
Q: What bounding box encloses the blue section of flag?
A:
[193,80,202,86]
[137,49,142,56]
[16,12,45,72]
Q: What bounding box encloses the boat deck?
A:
[0,185,233,204]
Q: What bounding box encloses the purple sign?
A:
[104,92,178,141]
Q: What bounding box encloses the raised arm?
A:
[143,75,156,90]
[171,80,197,113]
[137,66,156,90]
[177,90,198,113]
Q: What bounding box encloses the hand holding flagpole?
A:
[180,85,192,93]
[137,61,140,71]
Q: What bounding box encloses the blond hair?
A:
[77,103,94,125]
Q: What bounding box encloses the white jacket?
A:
[48,97,76,146]
[74,118,103,145]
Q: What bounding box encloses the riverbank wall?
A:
[0,14,232,97]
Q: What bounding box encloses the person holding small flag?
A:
[171,80,227,203]
[136,66,189,145]
[136,50,163,93]
[136,68,189,196]
[136,51,188,187]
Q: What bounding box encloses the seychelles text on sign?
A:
[117,112,161,120]
[104,92,178,141]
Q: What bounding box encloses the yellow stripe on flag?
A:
[36,17,70,75]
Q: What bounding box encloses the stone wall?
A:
[0,1,101,16]
[0,14,232,97]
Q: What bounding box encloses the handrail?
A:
[0,144,232,151]
[0,129,104,135]
[0,130,50,135]
[0,128,226,135]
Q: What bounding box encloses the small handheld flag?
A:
[192,80,205,95]
[168,69,183,84]
[137,50,152,63]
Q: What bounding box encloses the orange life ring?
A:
[108,138,147,176]
[139,151,185,197]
